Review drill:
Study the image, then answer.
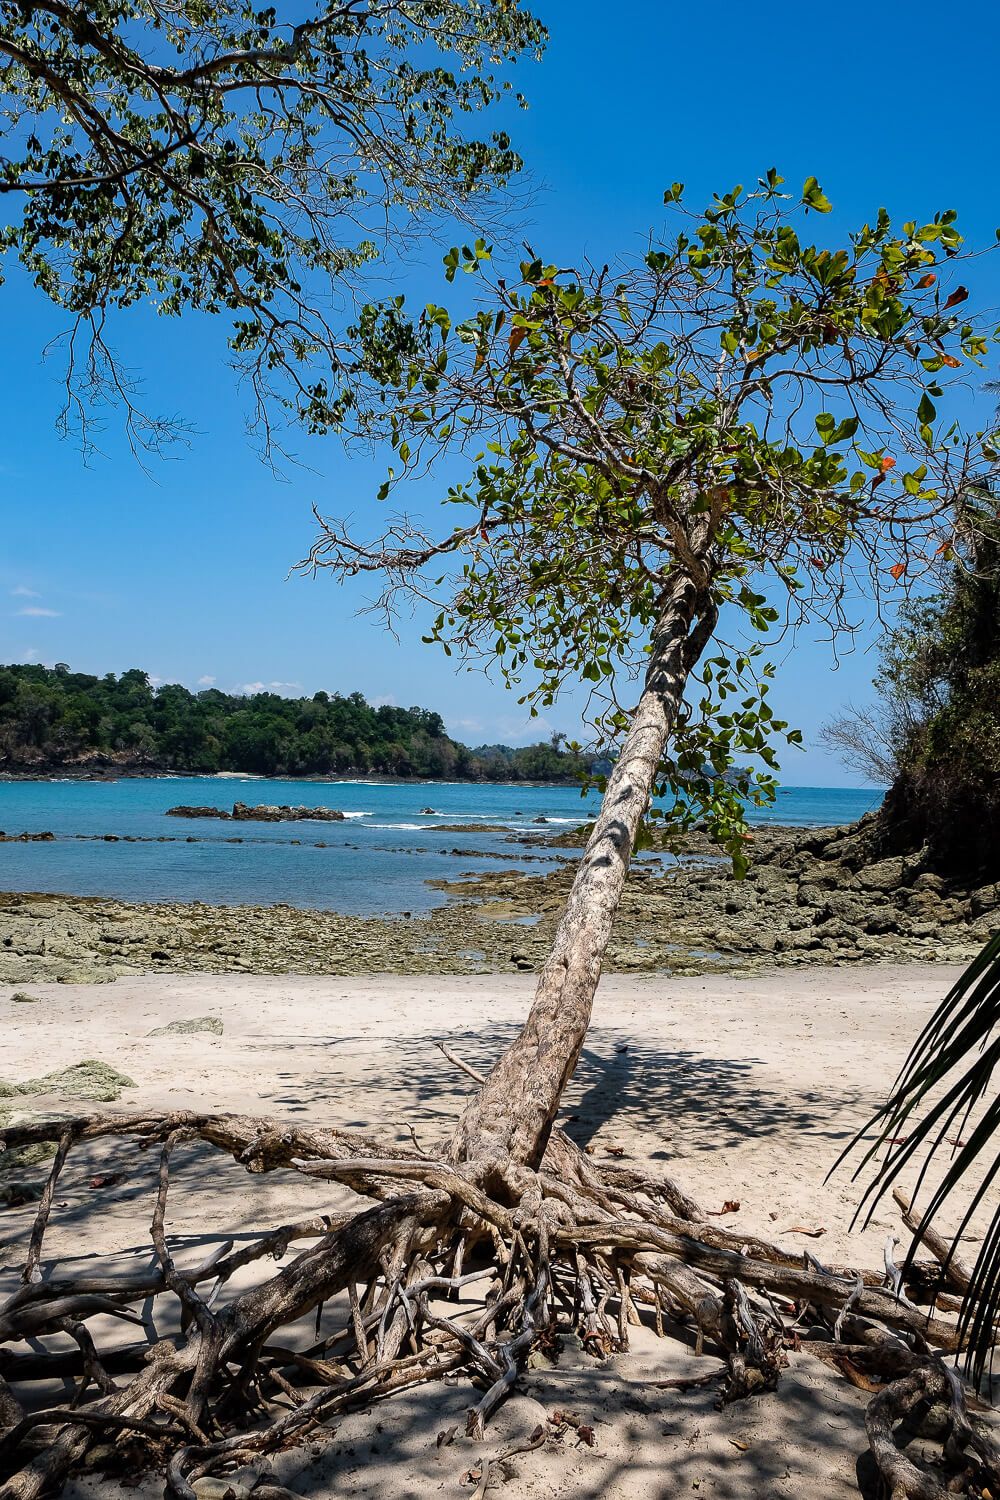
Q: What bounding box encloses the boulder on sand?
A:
[148,1016,223,1037]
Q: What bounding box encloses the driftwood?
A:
[0,1090,994,1500]
[893,1189,976,1295]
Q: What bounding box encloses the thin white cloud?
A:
[16,606,61,618]
[490,714,556,745]
[11,585,40,598]
[241,680,301,695]
[197,674,216,687]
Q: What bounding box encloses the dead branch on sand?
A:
[0,1085,995,1500]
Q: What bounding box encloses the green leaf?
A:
[831,416,859,442]
[802,176,833,214]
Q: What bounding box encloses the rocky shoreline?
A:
[0,815,995,987]
[454,817,997,972]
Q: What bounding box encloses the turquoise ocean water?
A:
[0,777,881,915]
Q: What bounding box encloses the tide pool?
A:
[0,776,882,914]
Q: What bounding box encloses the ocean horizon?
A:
[0,776,883,915]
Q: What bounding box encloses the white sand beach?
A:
[1,962,991,1499]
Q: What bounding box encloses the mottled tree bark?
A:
[450,572,717,1174]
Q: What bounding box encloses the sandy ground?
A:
[0,963,991,1498]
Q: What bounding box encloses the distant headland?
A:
[0,662,606,783]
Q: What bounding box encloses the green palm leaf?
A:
[841,931,1000,1387]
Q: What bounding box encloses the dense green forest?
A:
[874,506,1000,877]
[824,492,1000,878]
[0,664,596,781]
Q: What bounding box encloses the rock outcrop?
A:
[166,802,347,822]
[1,814,996,986]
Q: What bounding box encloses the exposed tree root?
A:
[0,1095,997,1500]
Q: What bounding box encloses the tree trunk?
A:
[450,572,717,1175]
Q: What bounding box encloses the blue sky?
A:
[2,0,998,784]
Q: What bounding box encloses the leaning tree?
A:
[0,0,544,452]
[4,176,1000,1500]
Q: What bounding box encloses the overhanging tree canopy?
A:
[0,0,544,449]
[4,177,1000,1500]
[302,172,996,1168]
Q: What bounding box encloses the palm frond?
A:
[838,930,1000,1387]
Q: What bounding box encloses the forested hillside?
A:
[824,493,1000,878]
[0,664,594,780]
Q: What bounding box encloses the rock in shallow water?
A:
[0,816,993,985]
[166,802,347,823]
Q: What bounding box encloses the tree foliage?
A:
[0,661,595,779]
[1,176,999,1500]
[306,172,998,870]
[825,488,1000,876]
[0,0,544,450]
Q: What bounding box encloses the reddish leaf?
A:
[881,455,896,471]
[916,272,937,288]
[508,326,528,355]
[942,284,969,311]
[576,1425,596,1447]
[889,561,907,581]
[89,1172,125,1190]
[785,1224,826,1238]
[707,1199,741,1216]
[941,353,961,368]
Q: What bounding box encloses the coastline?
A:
[0,770,590,787]
[1,820,994,986]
